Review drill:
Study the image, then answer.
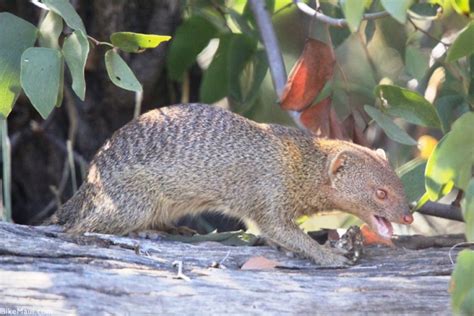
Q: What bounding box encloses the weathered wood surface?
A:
[0,222,461,315]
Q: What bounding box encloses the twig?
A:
[87,35,114,48]
[67,140,78,193]
[172,260,191,281]
[293,0,389,28]
[1,118,11,222]
[416,201,464,222]
[448,242,474,265]
[407,17,450,47]
[248,0,302,127]
[30,157,71,224]
[133,90,144,119]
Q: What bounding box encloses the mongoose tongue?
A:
[371,215,394,239]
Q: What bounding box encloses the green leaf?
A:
[243,49,268,105]
[462,179,474,242]
[200,34,232,103]
[110,32,171,53]
[451,250,474,315]
[451,0,471,16]
[435,95,468,132]
[375,85,441,128]
[56,53,64,107]
[20,47,62,119]
[397,158,427,203]
[364,105,417,145]
[38,11,63,49]
[228,34,257,104]
[405,46,429,81]
[166,15,218,81]
[341,0,366,32]
[42,0,86,34]
[63,30,90,100]
[380,0,414,24]
[0,13,38,118]
[104,50,142,92]
[446,22,474,62]
[425,112,474,200]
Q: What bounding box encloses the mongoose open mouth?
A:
[370,215,394,239]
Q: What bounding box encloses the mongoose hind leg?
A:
[254,214,351,267]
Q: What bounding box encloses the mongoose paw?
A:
[313,251,354,268]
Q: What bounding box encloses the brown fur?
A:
[48,104,411,266]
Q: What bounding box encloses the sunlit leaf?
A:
[42,0,86,33]
[20,47,62,119]
[104,50,142,92]
[461,179,474,242]
[446,21,474,62]
[110,32,171,53]
[425,112,474,200]
[451,0,470,16]
[451,250,474,315]
[381,0,414,23]
[375,85,441,128]
[63,30,89,100]
[166,15,218,81]
[364,105,417,145]
[0,13,37,118]
[38,11,63,49]
[341,0,366,32]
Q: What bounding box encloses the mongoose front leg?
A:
[255,216,351,267]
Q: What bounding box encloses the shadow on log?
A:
[0,222,464,314]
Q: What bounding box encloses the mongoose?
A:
[48,103,414,266]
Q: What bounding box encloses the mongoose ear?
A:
[328,151,347,185]
[375,148,387,160]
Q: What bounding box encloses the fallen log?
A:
[0,222,465,315]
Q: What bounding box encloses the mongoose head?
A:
[326,145,414,239]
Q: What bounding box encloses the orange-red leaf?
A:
[300,98,346,139]
[241,256,279,270]
[280,38,335,111]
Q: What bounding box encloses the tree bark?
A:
[0,222,462,315]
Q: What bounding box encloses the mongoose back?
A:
[50,103,413,266]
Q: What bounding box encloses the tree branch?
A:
[248,0,303,127]
[248,0,287,97]
[293,0,389,28]
[416,201,464,222]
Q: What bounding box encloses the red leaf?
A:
[280,38,335,111]
[299,98,346,139]
[343,114,370,146]
[241,256,279,270]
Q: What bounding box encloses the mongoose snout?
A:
[47,103,413,266]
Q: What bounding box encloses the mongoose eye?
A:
[376,189,387,200]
